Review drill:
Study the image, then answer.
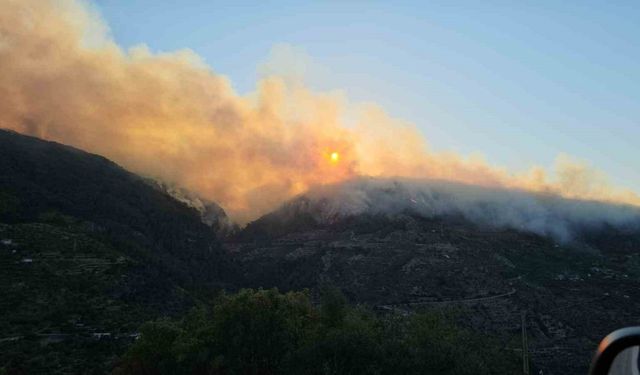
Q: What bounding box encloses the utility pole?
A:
[521,311,530,375]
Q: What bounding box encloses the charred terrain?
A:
[1,129,640,374]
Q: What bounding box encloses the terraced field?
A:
[0,222,154,373]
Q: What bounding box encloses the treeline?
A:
[114,288,518,375]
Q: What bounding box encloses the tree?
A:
[114,289,519,375]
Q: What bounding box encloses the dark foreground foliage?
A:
[114,288,519,375]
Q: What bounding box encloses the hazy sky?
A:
[94,0,640,191]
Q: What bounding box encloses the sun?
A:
[330,152,340,163]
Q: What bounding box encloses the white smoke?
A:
[292,177,640,243]
[1,0,639,225]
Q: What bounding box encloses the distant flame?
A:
[330,152,340,163]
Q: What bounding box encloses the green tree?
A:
[319,287,347,328]
[406,311,519,375]
[291,306,384,375]
[118,319,182,375]
[115,289,519,375]
[207,289,314,375]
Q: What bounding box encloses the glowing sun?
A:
[330,152,340,163]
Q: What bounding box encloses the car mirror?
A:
[590,327,640,375]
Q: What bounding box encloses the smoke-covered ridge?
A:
[278,177,640,243]
[1,0,639,223]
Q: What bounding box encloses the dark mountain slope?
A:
[0,129,237,286]
[0,129,238,373]
[146,179,239,237]
[232,189,640,375]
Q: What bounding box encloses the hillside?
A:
[231,185,640,375]
[0,130,238,373]
[3,129,640,374]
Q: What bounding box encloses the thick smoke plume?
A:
[1,0,639,223]
[296,177,640,242]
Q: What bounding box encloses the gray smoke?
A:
[294,177,640,243]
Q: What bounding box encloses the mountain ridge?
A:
[0,129,238,373]
[2,129,640,374]
[231,179,640,375]
[237,176,640,247]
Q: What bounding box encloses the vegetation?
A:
[0,130,237,291]
[0,130,522,374]
[115,288,519,375]
[0,130,237,374]
[0,220,156,374]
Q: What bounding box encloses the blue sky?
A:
[94,0,640,191]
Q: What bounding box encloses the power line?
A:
[522,311,530,375]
